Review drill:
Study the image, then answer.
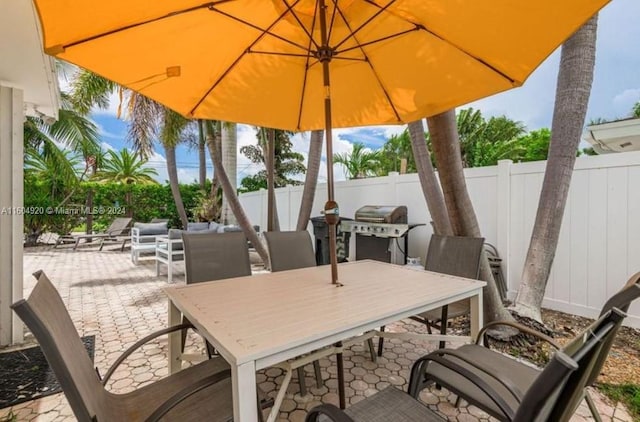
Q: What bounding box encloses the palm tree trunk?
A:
[296,130,324,231]
[206,126,270,265]
[428,110,513,325]
[220,122,238,225]
[164,144,189,228]
[266,129,280,231]
[408,120,453,236]
[198,120,206,189]
[513,16,599,322]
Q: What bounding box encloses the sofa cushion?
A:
[134,222,168,243]
[187,222,210,231]
[167,229,184,250]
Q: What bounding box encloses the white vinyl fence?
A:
[239,151,640,328]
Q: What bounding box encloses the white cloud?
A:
[612,88,640,118]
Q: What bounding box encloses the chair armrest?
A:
[144,369,232,422]
[475,321,560,349]
[408,350,519,420]
[305,404,355,422]
[101,323,194,385]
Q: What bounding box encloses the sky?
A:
[78,0,640,184]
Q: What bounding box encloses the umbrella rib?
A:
[295,5,319,131]
[332,0,402,123]
[361,0,517,84]
[281,0,320,50]
[326,0,339,45]
[333,0,398,51]
[189,0,305,116]
[208,6,310,52]
[335,27,420,55]
[248,50,313,58]
[55,1,232,51]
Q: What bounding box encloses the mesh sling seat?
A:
[11,270,269,422]
[180,231,253,358]
[306,307,626,422]
[416,272,640,421]
[55,217,132,251]
[378,234,484,355]
[262,231,330,396]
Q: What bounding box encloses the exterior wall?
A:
[0,85,25,345]
[240,152,640,328]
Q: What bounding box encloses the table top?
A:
[165,260,485,366]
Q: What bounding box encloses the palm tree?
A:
[427,111,514,327]
[513,16,599,322]
[633,101,640,118]
[220,122,238,225]
[204,121,270,264]
[379,129,415,175]
[94,149,157,185]
[296,130,324,231]
[94,148,158,216]
[333,142,381,179]
[407,120,452,236]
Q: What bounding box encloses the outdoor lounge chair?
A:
[180,231,252,358]
[378,234,484,355]
[11,270,272,422]
[54,217,132,251]
[415,272,640,422]
[305,308,626,422]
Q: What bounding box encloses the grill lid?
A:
[354,205,407,223]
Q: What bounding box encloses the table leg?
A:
[469,289,483,341]
[336,341,345,409]
[168,300,182,375]
[233,361,258,422]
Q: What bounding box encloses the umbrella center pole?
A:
[318,0,340,286]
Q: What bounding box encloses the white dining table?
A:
[165,259,486,422]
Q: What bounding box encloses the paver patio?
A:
[0,246,632,422]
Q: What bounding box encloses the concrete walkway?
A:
[0,246,633,421]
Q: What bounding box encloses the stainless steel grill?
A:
[341,205,413,265]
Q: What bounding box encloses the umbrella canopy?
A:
[33,0,608,285]
[35,0,607,131]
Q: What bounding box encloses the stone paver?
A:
[0,247,630,421]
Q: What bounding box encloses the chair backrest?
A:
[263,231,316,272]
[182,231,251,284]
[514,308,626,422]
[425,234,485,279]
[105,217,132,235]
[585,272,640,386]
[11,271,107,421]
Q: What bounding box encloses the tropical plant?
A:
[94,149,158,185]
[239,128,306,191]
[333,142,381,179]
[22,89,101,243]
[513,15,599,322]
[633,101,640,118]
[378,129,416,175]
[93,148,158,217]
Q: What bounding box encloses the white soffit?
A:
[0,0,60,120]
[583,118,640,154]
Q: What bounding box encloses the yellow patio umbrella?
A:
[34,0,609,285]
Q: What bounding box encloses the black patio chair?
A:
[306,307,626,422]
[181,231,252,358]
[378,234,484,355]
[415,272,640,421]
[262,230,329,396]
[12,270,271,422]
